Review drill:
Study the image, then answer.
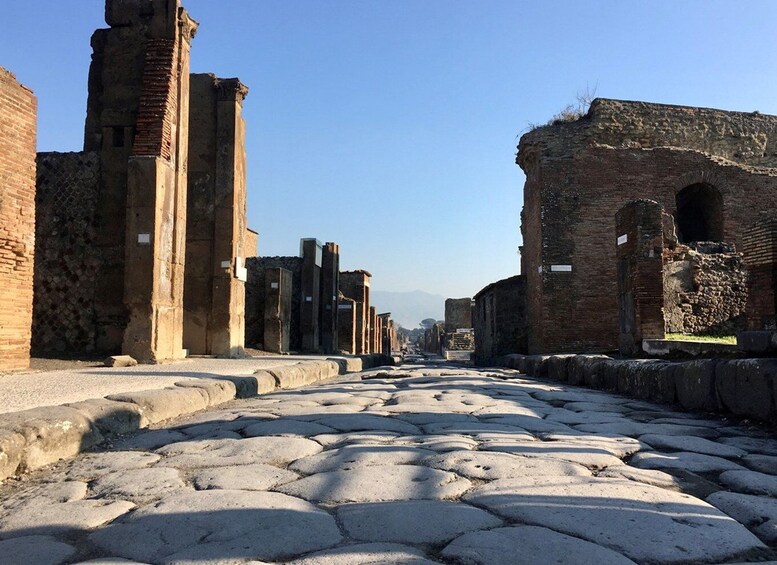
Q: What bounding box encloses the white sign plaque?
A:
[550,264,572,272]
[138,233,151,245]
[617,234,628,246]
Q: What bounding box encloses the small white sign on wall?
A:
[338,304,353,310]
[550,264,572,272]
[305,296,313,302]
[235,265,248,282]
[537,266,543,273]
[138,233,151,245]
[221,260,231,269]
[617,234,628,246]
[270,282,279,289]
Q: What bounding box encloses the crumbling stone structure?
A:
[299,239,322,352]
[319,242,340,353]
[184,73,250,357]
[473,275,527,365]
[445,298,473,333]
[0,69,37,370]
[246,256,302,351]
[33,0,198,362]
[262,268,292,353]
[337,295,357,354]
[340,270,371,354]
[518,98,777,353]
[742,218,777,331]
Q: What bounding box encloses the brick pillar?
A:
[123,7,198,362]
[340,270,371,355]
[264,268,291,353]
[319,242,340,353]
[300,238,322,352]
[337,297,356,354]
[0,69,36,370]
[615,199,665,356]
[742,218,777,330]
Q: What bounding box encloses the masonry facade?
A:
[517,98,777,353]
[473,275,526,365]
[0,69,37,370]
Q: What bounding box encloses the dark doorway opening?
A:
[675,183,723,243]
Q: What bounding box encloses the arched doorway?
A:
[675,183,723,243]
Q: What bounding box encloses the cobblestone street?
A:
[1,363,776,564]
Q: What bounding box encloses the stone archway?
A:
[675,183,723,243]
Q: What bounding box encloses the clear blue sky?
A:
[3,1,777,298]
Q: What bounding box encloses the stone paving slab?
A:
[0,362,775,564]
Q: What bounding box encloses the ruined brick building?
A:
[517,98,777,354]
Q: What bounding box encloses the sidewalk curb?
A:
[0,354,392,482]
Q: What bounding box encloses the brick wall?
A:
[0,69,36,369]
[444,298,473,333]
[518,98,777,353]
[32,152,102,354]
[743,218,777,330]
[473,274,527,364]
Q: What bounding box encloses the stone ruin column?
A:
[337,296,356,354]
[263,268,291,353]
[615,200,666,356]
[319,242,340,354]
[300,238,323,352]
[340,270,371,355]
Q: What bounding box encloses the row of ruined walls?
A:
[245,257,303,351]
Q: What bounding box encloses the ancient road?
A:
[1,364,776,564]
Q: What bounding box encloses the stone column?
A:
[337,297,356,354]
[300,238,322,352]
[264,268,291,353]
[319,242,340,353]
[615,199,665,356]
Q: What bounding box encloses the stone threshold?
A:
[0,354,393,482]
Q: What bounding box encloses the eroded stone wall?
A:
[445,298,473,333]
[473,275,527,364]
[246,256,302,351]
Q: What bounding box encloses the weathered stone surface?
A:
[0,496,134,537]
[441,525,637,565]
[638,434,747,458]
[289,543,436,565]
[0,429,24,481]
[715,359,776,421]
[192,464,299,491]
[312,431,399,448]
[107,388,209,426]
[539,433,644,458]
[66,398,144,436]
[0,535,77,565]
[276,465,471,503]
[465,476,765,563]
[675,359,719,412]
[479,440,624,469]
[718,436,777,456]
[66,451,161,480]
[157,437,322,469]
[422,421,532,436]
[630,451,746,473]
[720,469,777,497]
[175,379,237,407]
[337,500,502,544]
[393,434,478,452]
[426,450,589,479]
[112,429,188,450]
[105,355,138,367]
[243,419,337,437]
[478,415,572,434]
[708,491,777,543]
[597,466,681,489]
[576,421,719,439]
[89,490,342,563]
[309,414,421,434]
[742,454,777,475]
[290,445,435,474]
[90,467,187,503]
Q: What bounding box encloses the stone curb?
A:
[0,354,393,482]
[497,353,777,424]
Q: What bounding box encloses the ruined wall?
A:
[473,275,527,364]
[184,74,249,357]
[518,98,777,353]
[445,298,473,333]
[246,256,302,350]
[337,296,356,354]
[742,218,777,330]
[0,69,36,369]
[33,152,101,354]
[262,268,291,353]
[664,243,747,336]
[300,239,322,352]
[340,270,371,355]
[319,242,340,353]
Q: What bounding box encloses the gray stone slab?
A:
[288,543,437,565]
[545,410,625,425]
[638,434,747,458]
[742,454,777,475]
[422,422,532,436]
[563,401,631,413]
[311,432,399,448]
[390,412,478,425]
[718,436,777,456]
[539,433,644,458]
[89,490,342,563]
[289,445,435,474]
[597,466,681,489]
[157,437,322,469]
[0,535,77,565]
[393,434,478,452]
[0,497,134,537]
[89,467,187,503]
[479,440,624,469]
[464,476,765,563]
[192,464,300,491]
[720,469,777,496]
[111,429,188,450]
[576,421,720,439]
[426,450,590,479]
[630,451,746,473]
[276,464,471,503]
[708,490,777,543]
[66,451,161,480]
[337,500,502,544]
[308,414,421,434]
[479,415,573,434]
[243,419,337,437]
[441,525,637,565]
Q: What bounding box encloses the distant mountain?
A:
[370,290,445,329]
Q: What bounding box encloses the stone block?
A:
[107,388,210,426]
[104,355,138,367]
[675,359,719,412]
[616,360,676,403]
[228,371,277,398]
[333,357,363,373]
[737,331,777,354]
[546,355,572,382]
[0,429,25,481]
[66,398,144,435]
[268,365,309,389]
[598,359,623,391]
[175,379,237,406]
[0,406,102,472]
[567,355,610,386]
[524,355,551,378]
[716,359,776,421]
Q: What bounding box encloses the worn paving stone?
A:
[389,412,478,425]
[422,421,532,436]
[289,445,435,474]
[288,543,437,565]
[708,491,777,543]
[544,410,626,425]
[718,436,777,456]
[157,437,322,469]
[441,525,637,565]
[111,429,188,451]
[307,414,421,434]
[90,467,188,503]
[243,419,337,437]
[311,431,399,448]
[597,466,681,489]
[479,415,574,434]
[276,464,471,503]
[479,440,624,469]
[539,433,644,458]
[66,451,161,481]
[192,464,300,491]
[336,500,502,544]
[742,454,777,476]
[630,451,747,473]
[0,535,77,565]
[563,401,632,413]
[426,450,590,479]
[638,434,747,458]
[576,422,720,439]
[720,469,777,497]
[393,434,478,452]
[0,496,134,537]
[464,476,765,563]
[89,490,342,563]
